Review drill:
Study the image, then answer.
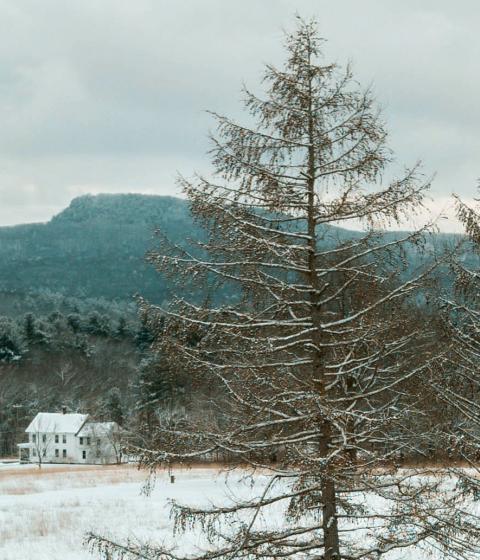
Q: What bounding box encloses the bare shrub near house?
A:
[29,425,56,469]
[89,18,480,560]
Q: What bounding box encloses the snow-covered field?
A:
[0,463,194,559]
[0,462,271,560]
[0,461,469,559]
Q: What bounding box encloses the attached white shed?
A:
[76,421,124,464]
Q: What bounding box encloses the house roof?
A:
[77,421,118,437]
[25,413,89,434]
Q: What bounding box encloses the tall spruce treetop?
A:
[89,18,480,560]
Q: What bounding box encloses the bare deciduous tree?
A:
[30,421,57,469]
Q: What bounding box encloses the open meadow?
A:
[0,462,242,560]
[1,461,474,559]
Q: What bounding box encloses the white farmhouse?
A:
[17,409,124,465]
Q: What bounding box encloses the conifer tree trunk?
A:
[305,48,340,555]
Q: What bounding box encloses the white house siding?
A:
[29,431,79,464]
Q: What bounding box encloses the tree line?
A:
[0,294,179,457]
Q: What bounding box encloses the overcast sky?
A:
[0,0,477,230]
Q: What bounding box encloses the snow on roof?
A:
[25,413,89,434]
[77,421,118,437]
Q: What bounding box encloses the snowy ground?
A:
[0,461,469,559]
[0,462,260,560]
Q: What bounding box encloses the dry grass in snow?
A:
[0,463,225,560]
[0,462,472,560]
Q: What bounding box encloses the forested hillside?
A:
[0,194,205,305]
[0,194,198,456]
[0,193,469,309]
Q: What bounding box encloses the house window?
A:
[32,448,37,457]
[32,434,36,443]
[62,435,67,444]
[86,437,91,445]
[79,437,84,445]
[55,435,59,443]
[62,449,67,458]
[82,450,86,459]
[42,434,46,443]
[55,449,59,457]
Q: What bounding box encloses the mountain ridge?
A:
[0,193,468,306]
[0,194,203,303]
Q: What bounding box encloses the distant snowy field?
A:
[0,463,262,560]
[0,462,466,559]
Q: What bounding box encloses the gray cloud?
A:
[0,0,477,230]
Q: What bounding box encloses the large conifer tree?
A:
[90,18,480,560]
